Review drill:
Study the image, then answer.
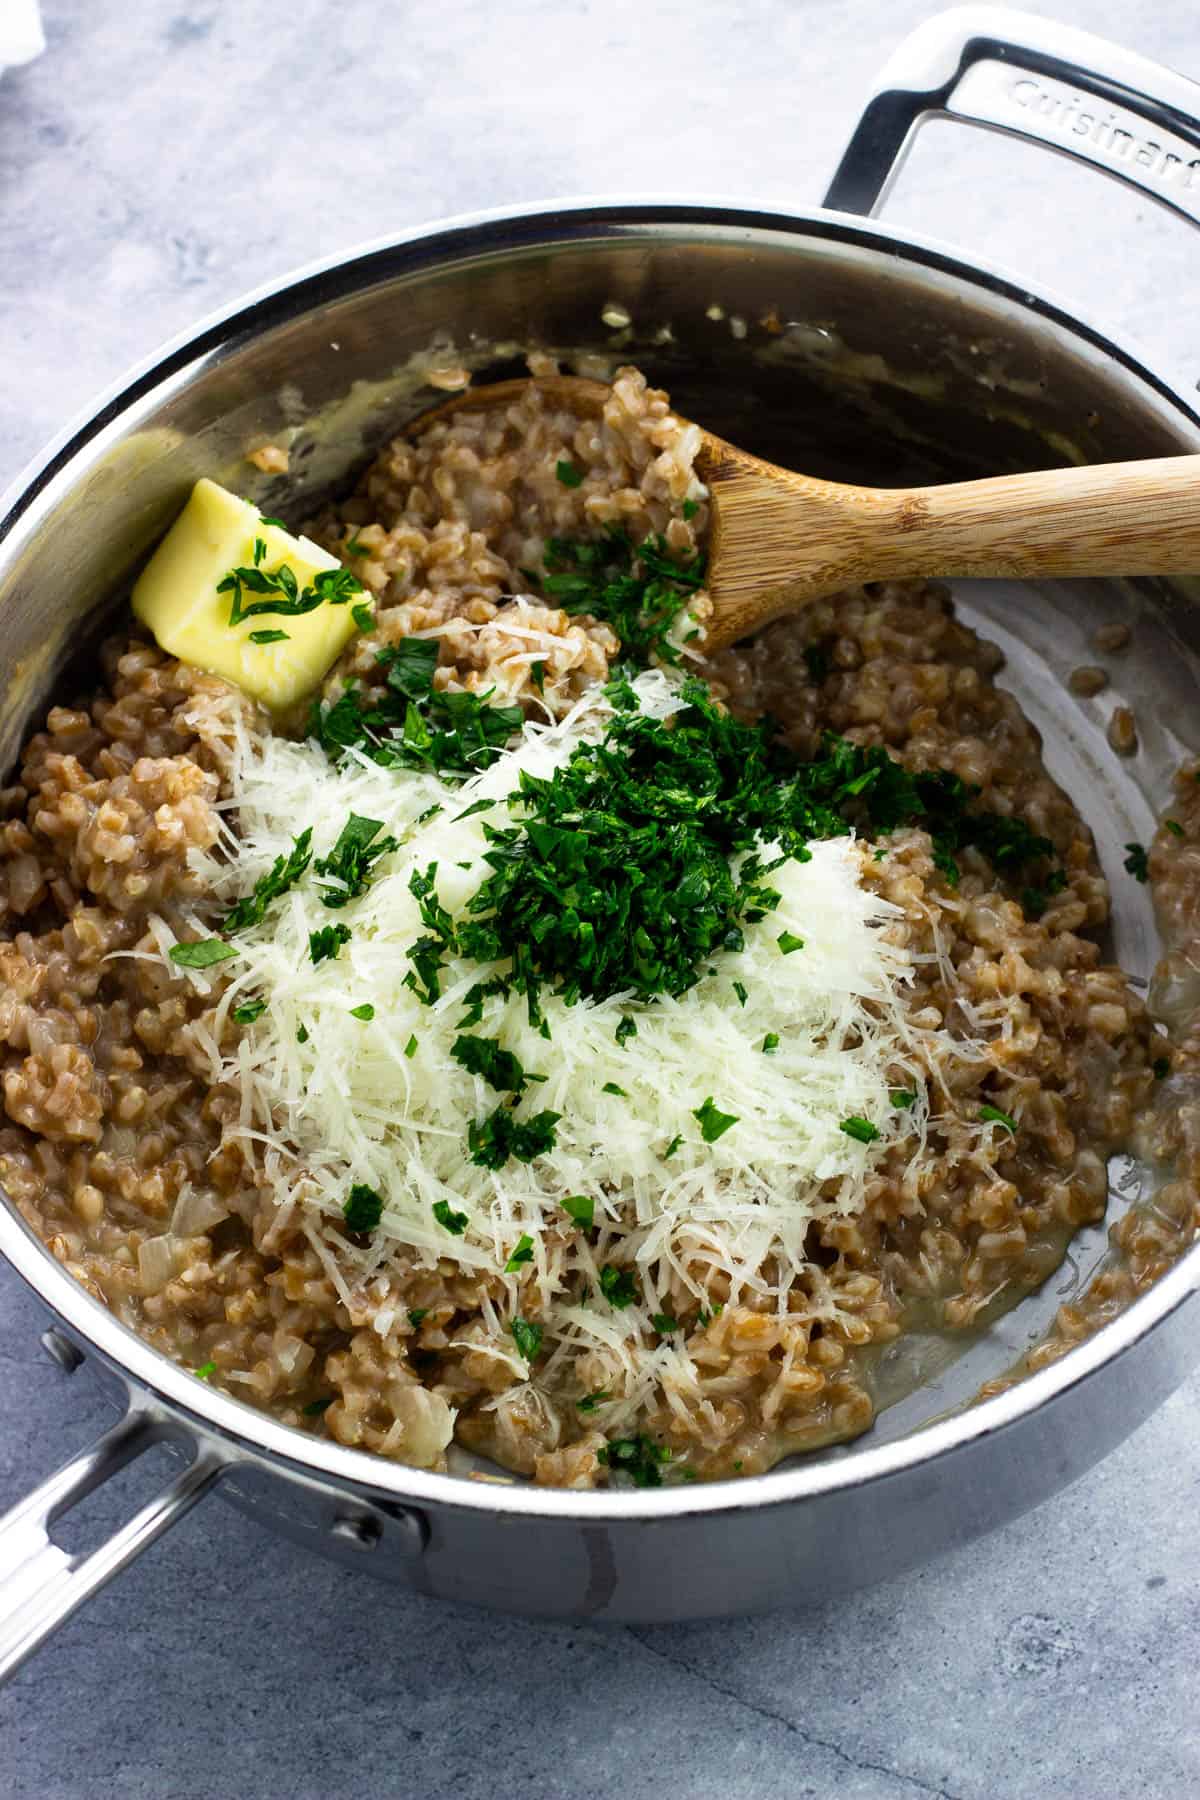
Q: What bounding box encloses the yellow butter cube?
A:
[131,478,365,712]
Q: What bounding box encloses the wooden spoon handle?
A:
[873,455,1200,582]
[700,444,1200,650]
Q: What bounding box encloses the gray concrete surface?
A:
[2,2,1200,1794]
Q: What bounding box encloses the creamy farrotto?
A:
[1,366,1195,1487]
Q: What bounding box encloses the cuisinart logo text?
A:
[1006,75,1200,190]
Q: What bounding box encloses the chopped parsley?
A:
[693,1096,738,1142]
[531,526,704,667]
[732,981,748,1007]
[598,1435,672,1487]
[248,628,289,645]
[314,814,398,907]
[426,680,1059,1033]
[651,1313,680,1333]
[1022,869,1067,918]
[615,1015,638,1047]
[663,1133,683,1159]
[980,1103,1018,1133]
[349,1003,375,1021]
[1124,842,1149,882]
[296,1024,309,1044]
[223,828,313,933]
[890,1089,917,1109]
[576,1389,609,1413]
[232,998,267,1024]
[777,931,805,955]
[404,862,458,1005]
[530,659,546,695]
[682,498,700,521]
[451,1034,542,1095]
[343,1183,383,1232]
[555,459,583,488]
[309,922,351,965]
[697,1305,723,1327]
[259,515,287,530]
[510,1316,543,1361]
[562,1194,595,1229]
[404,1033,419,1058]
[218,557,364,628]
[302,1395,334,1416]
[385,636,440,697]
[193,1361,216,1380]
[466,1104,561,1169]
[352,602,375,633]
[454,976,513,1031]
[1165,818,1185,838]
[408,1309,428,1327]
[432,1199,469,1235]
[599,1264,639,1308]
[170,939,238,969]
[761,1033,780,1054]
[602,1081,628,1097]
[309,632,523,780]
[504,1233,535,1272]
[840,1116,879,1144]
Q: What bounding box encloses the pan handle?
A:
[0,1402,226,1686]
[824,5,1200,223]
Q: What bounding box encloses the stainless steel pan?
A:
[4,6,1200,1679]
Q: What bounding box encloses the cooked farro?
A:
[2,365,1196,1487]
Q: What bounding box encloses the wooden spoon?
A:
[408,376,1200,654]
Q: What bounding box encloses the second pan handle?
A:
[0,1403,226,1687]
[824,5,1200,225]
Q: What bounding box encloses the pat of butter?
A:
[131,478,362,713]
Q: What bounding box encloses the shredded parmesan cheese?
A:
[174,671,976,1420]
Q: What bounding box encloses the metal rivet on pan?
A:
[40,1328,84,1374]
[330,1510,383,1551]
[381,1504,430,1556]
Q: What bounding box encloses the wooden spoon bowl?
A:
[407,376,1200,656]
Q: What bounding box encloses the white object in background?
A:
[0,0,44,78]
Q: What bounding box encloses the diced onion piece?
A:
[384,1383,456,1467]
[138,1234,177,1295]
[171,1185,230,1238]
[274,1334,314,1378]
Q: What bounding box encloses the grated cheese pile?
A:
[170,671,969,1425]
